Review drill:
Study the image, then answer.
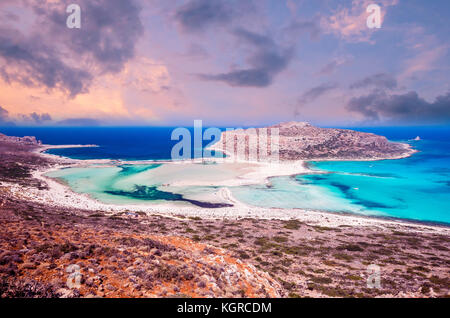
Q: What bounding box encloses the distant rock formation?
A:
[211,121,415,161]
[0,133,41,145]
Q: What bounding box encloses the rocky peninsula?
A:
[210,121,415,161]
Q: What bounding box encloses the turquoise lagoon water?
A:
[46,164,233,208]
[232,138,450,224]
[2,126,449,224]
[47,164,162,205]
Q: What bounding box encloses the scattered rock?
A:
[21,262,37,270]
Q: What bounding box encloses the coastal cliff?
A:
[0,133,49,187]
[0,133,41,147]
[211,121,415,161]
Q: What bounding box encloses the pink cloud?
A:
[321,0,399,43]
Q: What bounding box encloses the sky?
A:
[0,0,449,127]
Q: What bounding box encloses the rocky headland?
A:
[210,121,415,161]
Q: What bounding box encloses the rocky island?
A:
[210,122,415,161]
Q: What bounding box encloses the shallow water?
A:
[46,163,237,207]
[231,138,450,224]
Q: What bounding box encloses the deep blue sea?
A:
[0,126,222,160]
[1,126,449,224]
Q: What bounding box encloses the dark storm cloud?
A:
[347,90,450,123]
[42,0,144,74]
[0,27,92,97]
[0,0,143,97]
[350,73,398,90]
[174,0,232,32]
[198,29,293,87]
[298,82,338,105]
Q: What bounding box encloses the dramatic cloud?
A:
[0,27,93,97]
[1,1,449,126]
[174,0,232,32]
[321,0,399,43]
[0,106,15,126]
[350,73,398,90]
[198,28,293,87]
[0,106,51,125]
[20,112,52,124]
[0,0,143,97]
[347,90,450,123]
[298,82,338,105]
[41,0,144,74]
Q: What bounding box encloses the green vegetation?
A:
[283,220,301,230]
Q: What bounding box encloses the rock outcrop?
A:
[0,134,41,146]
[211,121,414,161]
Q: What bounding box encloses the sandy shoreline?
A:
[4,168,448,235]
